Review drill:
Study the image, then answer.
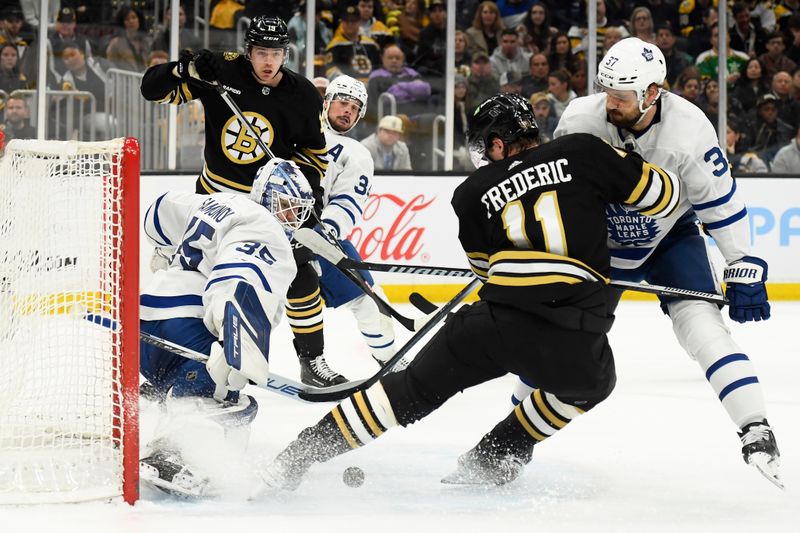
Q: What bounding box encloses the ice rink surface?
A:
[3,300,798,532]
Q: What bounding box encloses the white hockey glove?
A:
[206,341,249,402]
[149,246,173,273]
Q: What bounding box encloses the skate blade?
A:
[141,463,210,498]
[748,452,784,490]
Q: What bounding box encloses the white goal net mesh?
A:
[0,138,137,503]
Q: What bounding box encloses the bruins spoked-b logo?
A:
[221,112,273,164]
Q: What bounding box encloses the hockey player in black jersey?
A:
[253,93,682,492]
[140,16,344,387]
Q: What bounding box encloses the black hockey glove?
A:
[173,49,193,81]
[192,49,222,83]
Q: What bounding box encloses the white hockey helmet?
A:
[323,74,368,133]
[250,158,315,238]
[596,37,666,113]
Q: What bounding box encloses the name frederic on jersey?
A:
[199,197,235,222]
[481,158,572,217]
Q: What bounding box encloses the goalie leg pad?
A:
[669,299,767,427]
[222,282,272,386]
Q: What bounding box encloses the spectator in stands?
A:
[147,50,169,67]
[287,2,333,63]
[547,31,579,74]
[570,59,588,97]
[0,7,31,52]
[726,117,769,172]
[629,6,656,44]
[769,124,800,172]
[785,15,800,64]
[685,4,717,60]
[397,0,427,62]
[499,69,523,95]
[792,66,800,100]
[730,2,768,58]
[642,0,681,31]
[455,0,482,31]
[1,92,34,141]
[466,51,499,110]
[453,73,472,170]
[529,90,556,142]
[747,92,796,162]
[496,0,536,29]
[312,76,329,99]
[770,70,800,127]
[657,22,692,87]
[466,1,504,58]
[361,114,412,171]
[731,58,771,112]
[674,66,702,105]
[546,68,575,118]
[151,3,203,54]
[208,0,245,51]
[105,5,152,72]
[414,0,447,77]
[601,25,625,56]
[758,31,797,79]
[48,7,93,79]
[59,41,109,140]
[518,2,555,55]
[19,0,59,29]
[0,43,28,93]
[490,28,530,79]
[699,78,721,126]
[357,0,394,49]
[695,22,749,86]
[520,52,549,98]
[325,3,381,84]
[366,43,431,123]
[568,0,626,60]
[454,30,472,76]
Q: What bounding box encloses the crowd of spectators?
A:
[2,0,800,173]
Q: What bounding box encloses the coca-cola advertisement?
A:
[346,176,467,269]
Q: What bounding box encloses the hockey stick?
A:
[296,277,482,402]
[297,230,730,306]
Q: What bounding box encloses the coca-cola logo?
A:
[348,193,435,261]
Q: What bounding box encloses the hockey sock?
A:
[513,389,586,445]
[286,287,324,357]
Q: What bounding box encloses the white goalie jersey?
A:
[320,129,374,239]
[555,92,752,269]
[140,191,297,336]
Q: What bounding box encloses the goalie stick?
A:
[295,228,730,306]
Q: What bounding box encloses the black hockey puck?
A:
[342,466,364,488]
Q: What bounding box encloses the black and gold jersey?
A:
[453,133,680,310]
[140,52,328,207]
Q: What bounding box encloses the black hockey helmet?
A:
[244,15,290,50]
[466,93,539,165]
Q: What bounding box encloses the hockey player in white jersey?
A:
[512,37,781,488]
[138,158,314,497]
[314,74,397,366]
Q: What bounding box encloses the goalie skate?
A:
[739,420,783,490]
[140,450,210,498]
[441,448,525,486]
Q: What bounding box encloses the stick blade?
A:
[409,292,438,314]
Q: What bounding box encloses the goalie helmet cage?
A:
[0,138,139,504]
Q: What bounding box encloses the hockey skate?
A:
[140,449,210,498]
[739,420,783,489]
[298,354,348,387]
[441,446,527,486]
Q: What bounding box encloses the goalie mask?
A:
[323,75,368,134]
[466,92,539,167]
[250,159,314,238]
[596,37,666,115]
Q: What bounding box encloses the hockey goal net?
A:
[0,138,139,504]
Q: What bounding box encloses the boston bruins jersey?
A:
[140,52,328,206]
[453,133,680,311]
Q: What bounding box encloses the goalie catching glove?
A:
[205,282,274,401]
[724,256,771,323]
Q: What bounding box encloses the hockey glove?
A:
[172,49,193,81]
[724,256,771,323]
[192,49,222,83]
[206,341,249,402]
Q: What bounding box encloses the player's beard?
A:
[606,108,643,130]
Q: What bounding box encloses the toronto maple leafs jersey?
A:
[140,192,297,336]
[555,93,751,270]
[453,133,680,310]
[320,128,374,239]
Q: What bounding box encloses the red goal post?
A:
[0,137,139,504]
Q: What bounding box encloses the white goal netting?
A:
[0,138,139,504]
